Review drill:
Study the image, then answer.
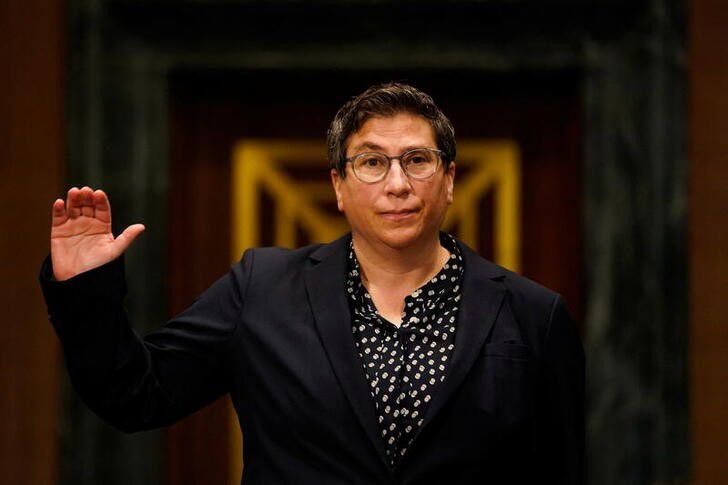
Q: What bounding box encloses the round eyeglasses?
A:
[345,148,445,184]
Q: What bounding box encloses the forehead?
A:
[346,112,436,154]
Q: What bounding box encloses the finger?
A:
[66,187,81,218]
[79,186,94,217]
[114,224,145,254]
[51,198,68,227]
[92,189,112,223]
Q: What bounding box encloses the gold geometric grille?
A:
[231,139,520,270]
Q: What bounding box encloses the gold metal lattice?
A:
[231,139,520,269]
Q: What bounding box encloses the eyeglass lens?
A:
[352,149,439,182]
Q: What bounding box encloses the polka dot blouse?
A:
[346,232,464,468]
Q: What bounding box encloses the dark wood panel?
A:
[689,0,728,482]
[166,85,236,485]
[0,0,65,483]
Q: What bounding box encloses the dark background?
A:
[1,1,726,484]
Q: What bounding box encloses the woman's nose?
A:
[383,160,411,195]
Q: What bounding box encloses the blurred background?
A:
[1,0,726,484]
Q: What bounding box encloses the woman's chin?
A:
[376,226,426,250]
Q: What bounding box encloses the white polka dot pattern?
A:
[346,233,464,467]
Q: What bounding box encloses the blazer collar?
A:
[304,233,507,468]
[402,238,507,461]
[304,233,389,468]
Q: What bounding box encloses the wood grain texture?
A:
[689,0,728,482]
[0,0,65,483]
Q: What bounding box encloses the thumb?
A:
[114,224,146,253]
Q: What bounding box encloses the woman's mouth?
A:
[379,209,420,221]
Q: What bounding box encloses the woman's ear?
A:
[330,168,344,212]
[446,161,456,204]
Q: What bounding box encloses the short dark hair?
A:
[327,82,456,176]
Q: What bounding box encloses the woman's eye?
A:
[364,157,382,167]
[409,156,427,164]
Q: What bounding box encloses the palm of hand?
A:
[50,187,145,281]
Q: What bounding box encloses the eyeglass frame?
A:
[344,147,446,184]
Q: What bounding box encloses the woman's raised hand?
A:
[50,186,145,281]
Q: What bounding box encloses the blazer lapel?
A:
[304,235,389,468]
[404,240,507,455]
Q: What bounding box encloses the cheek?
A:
[342,185,376,219]
[421,182,449,211]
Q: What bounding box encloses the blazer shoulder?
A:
[460,239,559,314]
[500,266,560,309]
[234,242,326,278]
[500,267,572,352]
[465,249,563,348]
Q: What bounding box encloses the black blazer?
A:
[40,234,584,484]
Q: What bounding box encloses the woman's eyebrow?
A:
[351,141,384,152]
[351,142,433,154]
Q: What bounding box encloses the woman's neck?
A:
[352,231,450,293]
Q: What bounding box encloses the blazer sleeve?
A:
[539,294,585,484]
[38,249,254,433]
